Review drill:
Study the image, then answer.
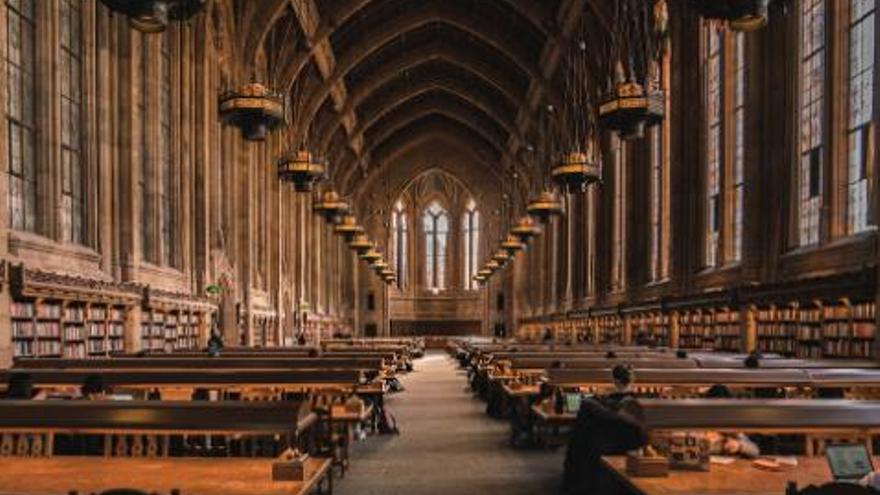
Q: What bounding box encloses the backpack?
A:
[386,377,405,393]
[377,407,400,435]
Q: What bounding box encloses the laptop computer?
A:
[564,393,583,414]
[825,444,875,481]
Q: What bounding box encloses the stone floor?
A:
[336,351,564,495]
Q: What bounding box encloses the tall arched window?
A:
[6,0,37,232]
[60,0,85,245]
[423,201,448,292]
[462,199,479,290]
[847,0,875,234]
[391,200,407,288]
[798,0,826,246]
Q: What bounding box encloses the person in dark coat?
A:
[562,395,648,494]
[562,365,646,494]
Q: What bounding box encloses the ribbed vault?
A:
[234,0,605,199]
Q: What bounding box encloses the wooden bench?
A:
[0,400,317,458]
[532,399,880,455]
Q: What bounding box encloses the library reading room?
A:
[2,0,880,494]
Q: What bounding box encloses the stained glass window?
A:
[733,31,746,261]
[799,0,826,246]
[391,201,407,288]
[650,126,663,282]
[159,31,177,267]
[60,0,84,245]
[139,34,154,262]
[611,138,626,290]
[423,202,448,292]
[462,199,479,290]
[6,0,36,232]
[706,25,723,267]
[848,0,875,234]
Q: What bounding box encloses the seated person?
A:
[207,329,224,357]
[3,373,46,400]
[606,364,635,402]
[704,431,760,458]
[861,471,880,491]
[702,384,760,459]
[562,392,647,494]
[80,375,108,400]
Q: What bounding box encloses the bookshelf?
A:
[755,303,799,356]
[632,312,669,347]
[678,309,715,349]
[140,309,201,352]
[252,313,277,347]
[713,307,742,352]
[596,315,623,344]
[12,299,128,358]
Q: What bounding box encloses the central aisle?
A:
[337,352,564,495]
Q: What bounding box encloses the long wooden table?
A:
[0,457,334,495]
[0,399,317,435]
[13,357,386,371]
[531,399,880,454]
[601,455,868,495]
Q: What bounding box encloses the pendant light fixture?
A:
[598,0,667,140]
[219,82,284,141]
[688,0,769,31]
[314,190,351,224]
[100,0,206,33]
[278,150,326,192]
[348,234,374,256]
[551,33,602,192]
[334,215,364,241]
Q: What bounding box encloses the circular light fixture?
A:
[218,82,284,141]
[551,151,601,193]
[500,235,525,256]
[599,64,665,140]
[688,0,769,31]
[348,235,373,256]
[278,150,326,192]
[100,0,206,33]
[314,190,350,224]
[526,190,564,223]
[360,249,382,264]
[334,215,364,241]
[511,216,542,243]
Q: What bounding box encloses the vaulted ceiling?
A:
[226,0,607,196]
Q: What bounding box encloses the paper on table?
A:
[710,456,736,465]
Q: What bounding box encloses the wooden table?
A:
[328,404,375,477]
[602,455,874,495]
[0,456,333,495]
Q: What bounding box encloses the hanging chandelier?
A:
[689,0,769,31]
[551,151,601,193]
[477,269,493,278]
[219,82,285,141]
[485,260,501,271]
[511,216,541,243]
[372,261,389,274]
[278,150,326,192]
[314,190,350,223]
[599,62,664,140]
[100,0,206,33]
[492,250,511,265]
[598,0,666,140]
[334,215,364,241]
[526,190,564,223]
[379,268,395,278]
[360,249,382,264]
[348,235,373,256]
[500,235,525,256]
